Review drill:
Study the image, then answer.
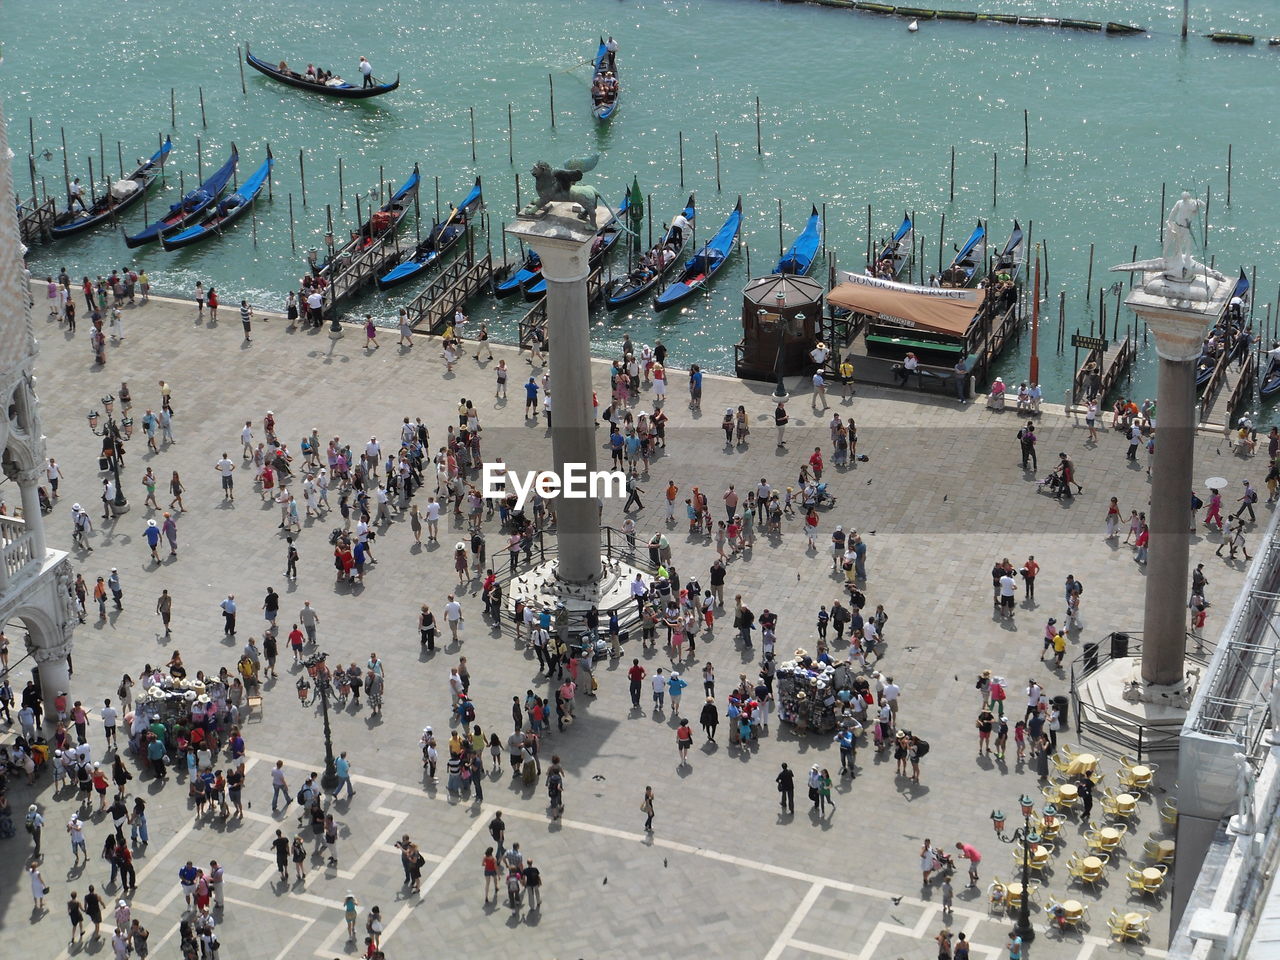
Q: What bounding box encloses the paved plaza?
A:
[0,286,1263,959]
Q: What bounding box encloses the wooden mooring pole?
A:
[549,75,555,128]
[299,149,307,206]
[1084,243,1094,303]
[237,46,246,95]
[678,132,684,189]
[949,146,955,203]
[714,134,721,193]
[470,107,476,163]
[288,193,296,252]
[199,87,207,127]
[755,97,762,155]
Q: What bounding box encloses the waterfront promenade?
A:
[0,287,1260,959]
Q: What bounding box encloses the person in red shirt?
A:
[809,447,824,481]
[288,625,305,664]
[627,659,646,709]
[1019,556,1039,601]
[482,847,499,902]
[955,842,982,887]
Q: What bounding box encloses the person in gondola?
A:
[359,56,374,89]
[606,36,619,71]
[592,78,606,106]
[305,64,317,80]
[669,211,690,248]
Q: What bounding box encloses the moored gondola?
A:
[654,196,742,310]
[314,166,421,280]
[51,138,172,239]
[774,205,821,276]
[244,46,399,99]
[940,221,987,287]
[606,194,696,308]
[870,213,913,280]
[125,144,238,248]
[376,177,483,291]
[160,149,273,251]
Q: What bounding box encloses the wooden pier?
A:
[403,254,494,334]
[1201,351,1257,427]
[17,196,56,245]
[517,267,606,346]
[320,233,409,318]
[1071,334,1136,406]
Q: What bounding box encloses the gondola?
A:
[870,213,913,280]
[523,190,630,299]
[51,138,172,239]
[495,251,541,299]
[992,219,1025,283]
[591,37,619,121]
[606,194,696,308]
[160,150,272,251]
[1195,269,1250,389]
[654,196,742,311]
[942,221,987,287]
[244,46,399,99]
[376,177,483,291]
[774,205,821,276]
[315,166,421,280]
[1261,343,1280,399]
[124,144,237,248]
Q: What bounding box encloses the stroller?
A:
[1037,469,1081,499]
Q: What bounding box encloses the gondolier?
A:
[605,36,618,70]
[670,211,691,247]
[359,56,374,88]
[68,177,86,212]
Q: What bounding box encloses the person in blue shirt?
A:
[609,429,624,468]
[667,671,688,713]
[835,728,857,775]
[143,520,162,562]
[524,378,539,418]
[688,364,703,409]
[333,751,354,800]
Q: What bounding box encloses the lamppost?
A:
[87,395,129,510]
[1010,793,1038,944]
[301,653,341,791]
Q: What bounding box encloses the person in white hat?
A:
[144,518,161,562]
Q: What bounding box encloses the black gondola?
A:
[244,46,399,99]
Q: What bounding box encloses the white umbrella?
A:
[1205,476,1228,490]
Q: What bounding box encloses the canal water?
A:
[6,0,1279,407]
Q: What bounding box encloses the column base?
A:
[507,555,652,644]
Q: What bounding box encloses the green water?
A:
[6,0,1280,405]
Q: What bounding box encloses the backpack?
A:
[1248,487,1259,503]
[1074,580,1083,596]
[914,739,930,758]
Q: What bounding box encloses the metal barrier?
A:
[490,523,658,639]
[1068,629,1217,761]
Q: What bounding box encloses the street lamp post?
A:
[1011,794,1038,944]
[87,394,129,510]
[303,653,341,791]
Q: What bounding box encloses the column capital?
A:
[506,202,612,284]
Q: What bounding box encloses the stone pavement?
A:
[0,285,1263,959]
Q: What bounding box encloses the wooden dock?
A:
[320,233,409,318]
[403,254,494,334]
[517,267,606,346]
[1071,335,1135,406]
[16,196,56,245]
[1201,351,1257,427]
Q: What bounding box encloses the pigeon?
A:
[602,877,608,885]
[943,495,948,502]
[866,479,873,485]
[891,896,904,905]
[663,858,668,868]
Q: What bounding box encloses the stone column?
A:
[507,203,610,585]
[17,467,46,558]
[32,637,72,723]
[1120,283,1229,687]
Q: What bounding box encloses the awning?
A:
[828,272,985,337]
